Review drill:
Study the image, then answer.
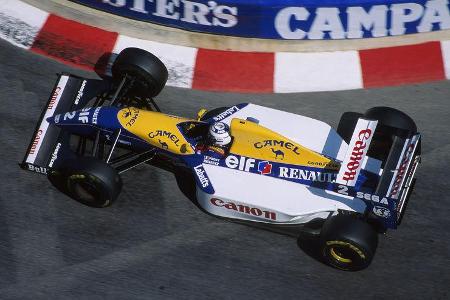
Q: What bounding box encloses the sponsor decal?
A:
[100,0,238,28]
[356,191,389,205]
[213,106,240,121]
[74,80,87,105]
[210,198,277,220]
[389,143,415,198]
[258,161,272,175]
[122,107,140,127]
[29,130,43,155]
[254,139,300,156]
[47,87,61,110]
[54,114,60,124]
[194,164,209,188]
[26,164,47,175]
[203,155,220,166]
[48,142,61,168]
[307,160,340,169]
[279,167,336,182]
[373,206,391,218]
[275,0,450,40]
[225,155,255,172]
[92,107,101,125]
[337,118,377,186]
[342,128,372,181]
[148,130,180,146]
[79,0,450,40]
[78,107,91,124]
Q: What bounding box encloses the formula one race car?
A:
[21,48,421,271]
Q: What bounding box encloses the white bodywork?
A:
[196,104,381,224]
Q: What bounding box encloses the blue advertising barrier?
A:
[70,0,450,39]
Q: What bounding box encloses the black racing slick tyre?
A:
[49,157,122,208]
[320,215,378,271]
[364,107,419,162]
[365,106,417,134]
[112,47,168,97]
[337,112,364,143]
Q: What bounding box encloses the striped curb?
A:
[1,0,450,93]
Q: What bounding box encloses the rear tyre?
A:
[49,157,122,208]
[364,107,419,162]
[112,47,168,97]
[321,215,378,271]
[337,112,363,143]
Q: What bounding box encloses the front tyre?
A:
[320,215,378,271]
[112,47,168,98]
[50,157,122,207]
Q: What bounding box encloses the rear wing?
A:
[334,117,421,229]
[375,133,421,224]
[20,74,110,175]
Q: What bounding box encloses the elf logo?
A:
[225,155,255,172]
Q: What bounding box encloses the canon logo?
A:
[210,198,276,220]
[29,130,43,155]
[47,87,61,110]
[342,129,372,181]
[389,143,415,198]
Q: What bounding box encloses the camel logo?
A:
[148,130,180,146]
[254,139,300,158]
[121,107,140,127]
[122,110,131,118]
[159,139,168,150]
[271,148,284,160]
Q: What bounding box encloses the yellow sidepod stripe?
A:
[229,119,339,170]
[117,107,194,155]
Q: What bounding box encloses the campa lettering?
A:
[275,0,450,39]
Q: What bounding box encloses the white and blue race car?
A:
[21,48,421,271]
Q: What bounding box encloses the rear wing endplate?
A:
[336,118,378,186]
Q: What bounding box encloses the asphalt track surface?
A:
[1,38,449,299]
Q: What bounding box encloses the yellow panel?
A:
[117,107,194,155]
[229,119,339,170]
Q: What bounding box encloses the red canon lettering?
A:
[389,144,415,197]
[210,198,276,220]
[359,129,372,140]
[47,87,61,110]
[29,130,43,155]
[342,129,373,181]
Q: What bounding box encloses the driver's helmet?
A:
[208,122,231,146]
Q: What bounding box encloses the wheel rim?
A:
[330,246,353,264]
